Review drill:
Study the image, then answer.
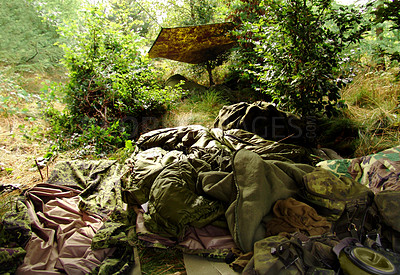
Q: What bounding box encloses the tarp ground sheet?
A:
[2,106,400,273]
[1,161,136,274]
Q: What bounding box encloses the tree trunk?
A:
[206,61,214,87]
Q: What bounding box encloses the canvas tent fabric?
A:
[148,22,236,64]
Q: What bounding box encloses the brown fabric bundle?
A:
[265,197,331,237]
[16,184,115,275]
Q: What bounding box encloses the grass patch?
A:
[0,66,68,190]
[138,246,186,275]
[341,67,400,156]
[163,88,228,128]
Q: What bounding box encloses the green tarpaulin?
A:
[148,22,236,64]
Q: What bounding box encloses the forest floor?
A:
[0,69,63,210]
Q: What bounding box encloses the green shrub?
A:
[231,0,368,117]
[48,3,181,154]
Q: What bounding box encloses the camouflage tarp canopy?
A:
[148,22,236,64]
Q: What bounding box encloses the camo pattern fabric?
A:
[253,235,302,274]
[48,160,126,216]
[349,146,400,193]
[301,168,373,221]
[0,247,26,274]
[13,159,133,274]
[316,159,353,179]
[317,145,400,193]
[0,199,31,274]
[374,190,400,232]
[249,234,337,275]
[91,220,136,275]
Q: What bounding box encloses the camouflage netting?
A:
[148,22,236,64]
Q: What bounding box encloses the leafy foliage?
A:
[373,0,400,32]
[371,0,400,67]
[48,3,181,154]
[145,0,223,27]
[230,0,369,117]
[28,0,82,27]
[182,0,218,25]
[0,68,31,119]
[0,0,63,71]
[109,0,155,40]
[227,0,266,23]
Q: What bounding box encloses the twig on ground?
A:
[35,159,44,182]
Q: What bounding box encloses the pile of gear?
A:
[1,102,400,274]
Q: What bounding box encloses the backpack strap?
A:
[272,236,329,272]
[332,198,375,242]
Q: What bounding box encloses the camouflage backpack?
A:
[300,168,374,222]
[250,233,339,275]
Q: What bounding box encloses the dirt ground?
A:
[0,113,57,201]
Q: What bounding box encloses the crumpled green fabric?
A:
[136,125,209,151]
[123,147,186,205]
[212,128,311,164]
[213,101,308,146]
[375,190,400,232]
[135,125,312,165]
[224,150,315,252]
[143,157,226,238]
[0,199,31,274]
[126,124,314,251]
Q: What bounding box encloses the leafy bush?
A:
[230,0,368,117]
[371,0,400,72]
[49,3,181,154]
